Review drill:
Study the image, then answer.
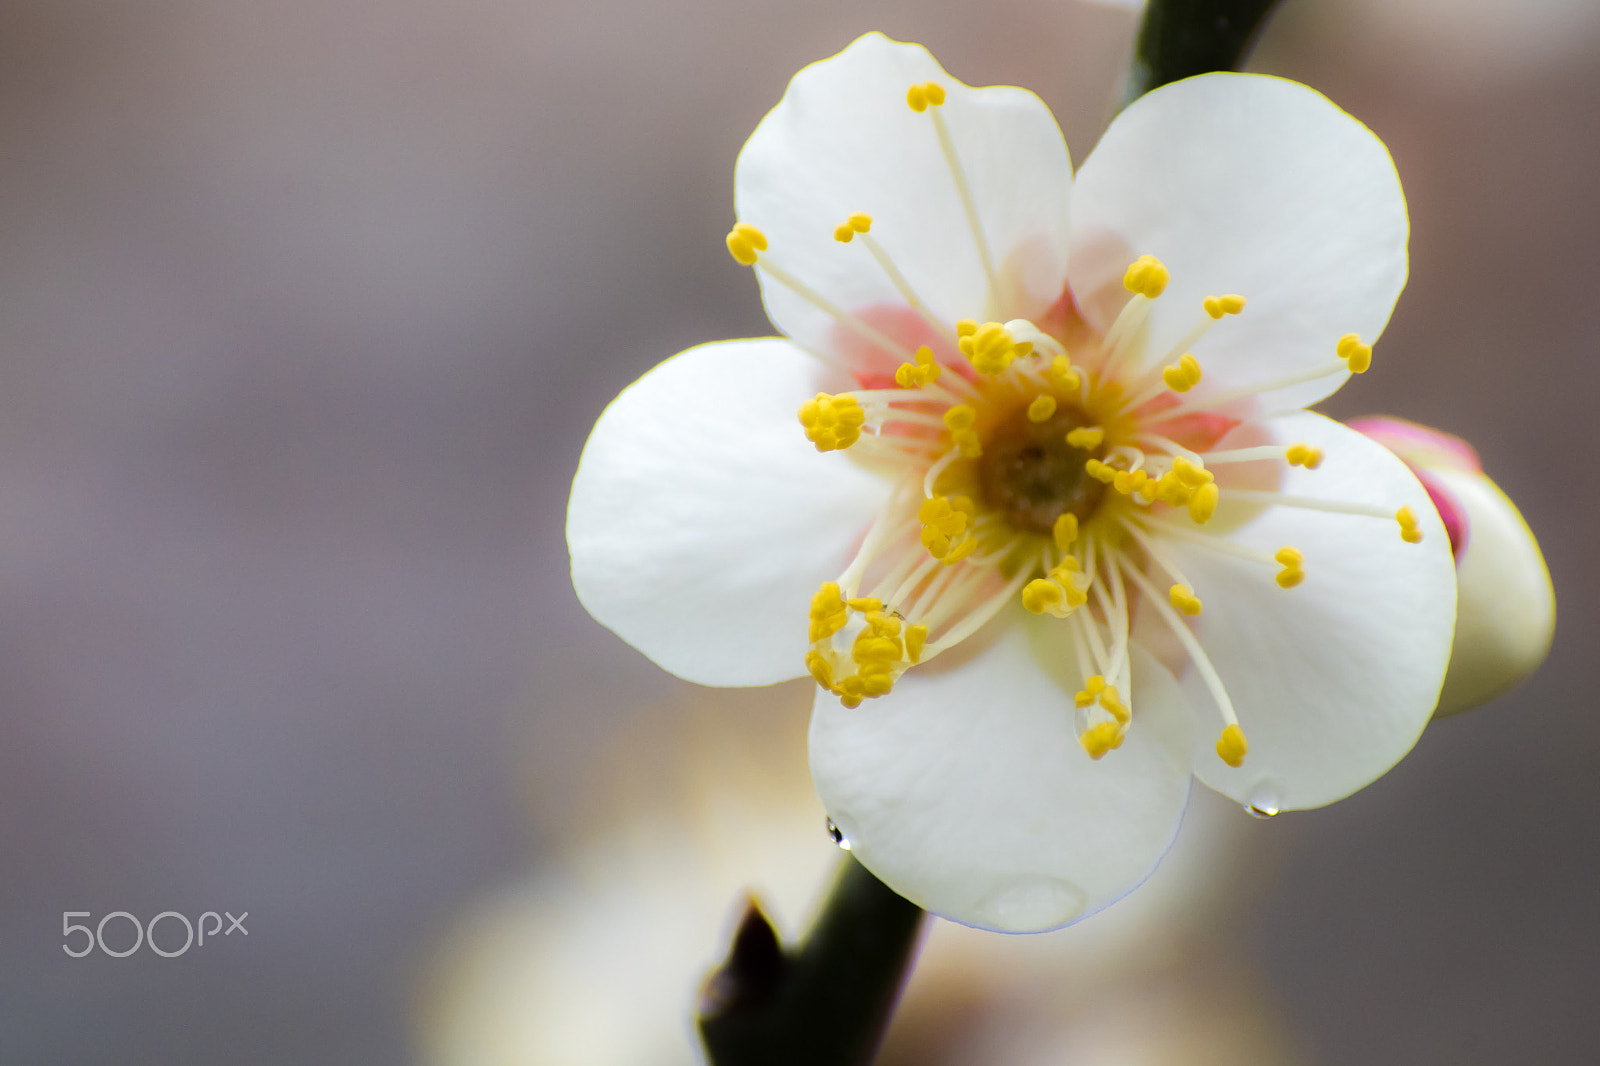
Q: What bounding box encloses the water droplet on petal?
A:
[825,817,851,850]
[972,875,1087,932]
[1245,781,1281,819]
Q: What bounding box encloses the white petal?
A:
[809,609,1195,932]
[1068,73,1407,411]
[736,33,1073,368]
[568,338,889,686]
[1160,412,1455,811]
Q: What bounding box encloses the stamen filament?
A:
[925,108,1001,303]
[858,232,958,344]
[1222,489,1394,520]
[1116,552,1240,728]
[924,567,1033,658]
[923,447,961,497]
[1131,514,1277,564]
[755,257,917,363]
[1149,359,1349,422]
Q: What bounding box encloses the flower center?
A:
[977,404,1105,535]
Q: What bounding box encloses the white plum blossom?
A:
[567,33,1456,932]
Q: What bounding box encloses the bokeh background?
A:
[0,0,1595,1063]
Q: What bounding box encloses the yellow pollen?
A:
[1045,355,1080,391]
[832,212,874,243]
[906,81,946,112]
[1080,721,1124,760]
[1052,513,1079,551]
[955,318,978,338]
[1285,443,1324,469]
[1216,724,1249,768]
[1161,352,1203,393]
[1274,547,1305,588]
[1027,394,1058,423]
[808,582,849,643]
[1122,254,1170,298]
[804,649,834,689]
[894,345,942,388]
[1396,505,1424,544]
[904,623,928,664]
[1337,333,1373,373]
[798,393,866,451]
[1187,482,1220,524]
[1075,675,1107,708]
[1113,468,1153,498]
[1021,578,1063,614]
[846,596,884,612]
[724,222,768,266]
[943,404,982,457]
[1203,294,1246,319]
[1066,426,1104,449]
[1172,457,1213,488]
[1170,584,1203,616]
[1085,458,1116,483]
[958,320,1031,375]
[918,495,977,562]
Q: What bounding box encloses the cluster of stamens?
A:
[725,77,1425,768]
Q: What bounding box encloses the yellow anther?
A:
[1172,456,1213,488]
[1099,683,1129,724]
[808,582,849,643]
[1170,584,1203,616]
[863,610,901,638]
[804,649,834,689]
[940,535,978,565]
[1027,394,1058,423]
[1153,471,1191,506]
[1075,675,1108,708]
[1113,468,1152,497]
[798,393,867,451]
[1122,254,1170,298]
[1337,333,1372,374]
[848,212,871,232]
[1066,426,1104,449]
[1085,459,1116,483]
[955,318,978,338]
[1274,547,1305,588]
[1080,721,1124,760]
[724,222,768,266]
[846,596,883,613]
[904,624,928,664]
[1052,513,1078,551]
[1051,555,1080,577]
[943,405,981,457]
[893,345,942,388]
[919,495,977,561]
[1022,578,1063,614]
[1045,355,1080,391]
[1285,443,1324,469]
[1396,505,1424,544]
[1203,294,1246,319]
[833,224,855,243]
[1216,724,1249,768]
[957,320,1030,375]
[1187,481,1220,524]
[1161,352,1203,393]
[906,81,945,112]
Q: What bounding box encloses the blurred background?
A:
[0,0,1594,1062]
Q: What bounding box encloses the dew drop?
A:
[973,875,1088,932]
[825,816,851,850]
[1245,781,1281,819]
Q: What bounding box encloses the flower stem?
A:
[1123,0,1286,104]
[698,854,927,1066]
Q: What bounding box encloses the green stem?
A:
[698,854,927,1066]
[1124,0,1286,104]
